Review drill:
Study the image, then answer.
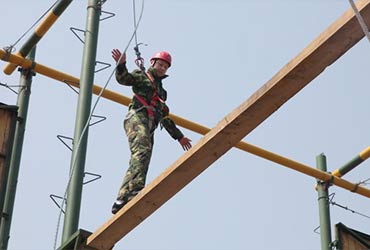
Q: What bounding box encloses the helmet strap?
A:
[150,59,157,67]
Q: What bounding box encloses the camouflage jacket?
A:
[116,63,184,141]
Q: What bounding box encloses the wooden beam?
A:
[86,1,370,249]
[0,105,18,216]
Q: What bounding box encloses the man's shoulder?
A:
[131,69,145,75]
[130,69,148,82]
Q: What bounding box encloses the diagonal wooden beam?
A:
[84,0,370,249]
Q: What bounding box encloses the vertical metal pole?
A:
[316,153,332,250]
[61,0,100,244]
[0,47,36,250]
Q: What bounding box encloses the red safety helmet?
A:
[150,51,172,67]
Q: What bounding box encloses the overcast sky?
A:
[1,1,370,250]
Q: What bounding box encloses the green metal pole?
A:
[316,154,332,250]
[61,0,101,244]
[332,146,370,177]
[0,47,36,250]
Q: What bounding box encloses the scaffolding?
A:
[1,0,370,249]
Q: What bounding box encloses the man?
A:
[111,49,192,214]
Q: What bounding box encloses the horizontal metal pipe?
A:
[332,146,370,177]
[314,146,370,190]
[1,48,370,199]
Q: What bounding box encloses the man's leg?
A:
[112,113,153,214]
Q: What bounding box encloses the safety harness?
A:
[133,72,167,118]
[132,45,168,124]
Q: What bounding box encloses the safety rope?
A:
[133,0,146,71]
[52,0,146,248]
[348,0,370,43]
[133,0,139,48]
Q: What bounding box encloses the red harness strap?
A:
[134,72,165,117]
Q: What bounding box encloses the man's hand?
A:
[112,49,126,64]
[179,137,192,151]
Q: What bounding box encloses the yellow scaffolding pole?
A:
[1,49,370,201]
[3,0,73,75]
[332,146,370,177]
[314,146,370,190]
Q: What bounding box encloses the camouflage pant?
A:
[117,110,154,201]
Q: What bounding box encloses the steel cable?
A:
[4,0,58,51]
[348,0,370,43]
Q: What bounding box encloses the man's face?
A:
[152,59,169,77]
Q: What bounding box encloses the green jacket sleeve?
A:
[115,62,138,86]
[161,116,184,141]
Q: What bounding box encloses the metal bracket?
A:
[100,10,115,21]
[57,135,73,151]
[1,46,14,61]
[50,194,66,214]
[95,61,111,73]
[70,27,85,44]
[69,27,112,74]
[61,81,107,127]
[313,225,320,235]
[83,172,102,185]
[90,114,106,127]
[63,80,79,94]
